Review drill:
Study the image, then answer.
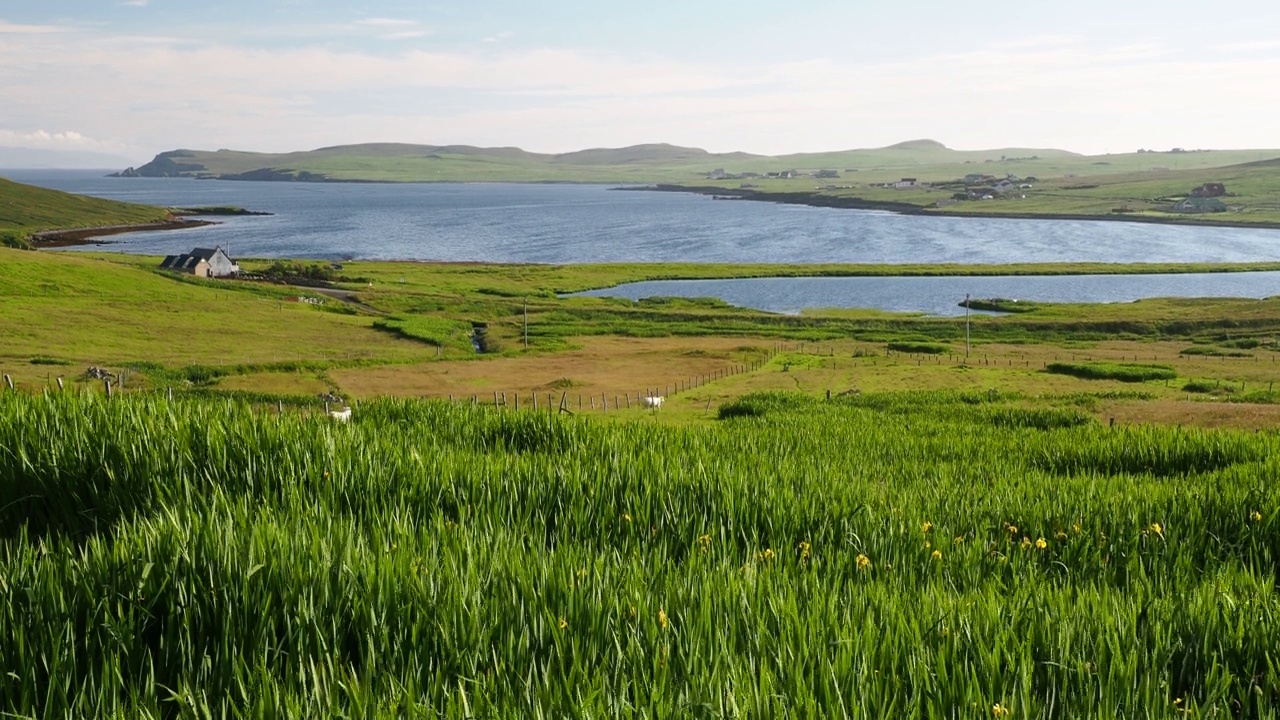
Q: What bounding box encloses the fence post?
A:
[3,375,11,391]
[56,377,64,391]
[105,379,113,398]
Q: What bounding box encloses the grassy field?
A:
[0,176,169,241]
[688,157,1280,225]
[6,239,1280,714]
[3,389,1279,716]
[4,248,1280,436]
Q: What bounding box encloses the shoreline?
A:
[646,185,1280,231]
[30,218,217,248]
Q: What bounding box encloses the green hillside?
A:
[0,176,169,241]
[118,140,1280,185]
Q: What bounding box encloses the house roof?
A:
[160,246,237,272]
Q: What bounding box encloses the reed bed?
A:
[1,390,1277,717]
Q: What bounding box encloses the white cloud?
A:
[355,18,416,27]
[0,21,73,34]
[482,31,515,43]
[2,27,1279,156]
[0,128,130,152]
[119,0,150,7]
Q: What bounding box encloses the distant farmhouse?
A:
[1191,183,1226,198]
[1171,197,1227,214]
[160,246,241,278]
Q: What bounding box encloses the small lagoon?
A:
[570,272,1280,316]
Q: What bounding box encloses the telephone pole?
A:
[965,293,971,360]
[523,298,528,350]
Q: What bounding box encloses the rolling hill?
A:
[0,176,169,241]
[113,139,1268,185]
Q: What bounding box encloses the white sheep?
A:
[329,406,352,422]
[643,396,664,409]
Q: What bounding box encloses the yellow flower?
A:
[954,536,964,545]
[1006,524,1018,535]
[1020,536,1032,549]
[798,541,811,561]
[921,521,934,534]
[761,548,775,562]
[1151,522,1164,537]
[931,549,942,561]
[1055,531,1068,541]
[658,609,668,630]
[992,703,1009,718]
[698,533,711,550]
[856,553,871,571]
[558,616,567,631]
[925,541,931,549]
[1251,510,1263,523]
[622,512,632,523]
[1035,537,1047,550]
[1072,522,1082,534]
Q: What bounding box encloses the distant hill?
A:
[0,146,137,170]
[113,141,1280,185]
[0,176,168,239]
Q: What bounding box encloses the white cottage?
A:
[160,246,240,278]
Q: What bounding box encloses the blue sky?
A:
[2,1,1279,161]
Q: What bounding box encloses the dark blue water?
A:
[571,273,1280,316]
[7,170,1280,265]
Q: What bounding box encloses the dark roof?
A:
[190,247,219,260]
[159,254,201,271]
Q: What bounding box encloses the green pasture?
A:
[2,389,1278,716]
[0,176,169,240]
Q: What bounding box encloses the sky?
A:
[2,0,1279,163]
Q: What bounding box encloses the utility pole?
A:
[523,298,528,350]
[965,293,971,360]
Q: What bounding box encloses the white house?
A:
[160,246,241,278]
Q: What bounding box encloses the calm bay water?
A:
[6,170,1280,314]
[571,273,1280,316]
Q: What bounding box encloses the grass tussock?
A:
[1045,361,1177,383]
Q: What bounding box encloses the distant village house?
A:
[1191,183,1226,198]
[1171,197,1227,214]
[893,178,918,189]
[160,246,241,278]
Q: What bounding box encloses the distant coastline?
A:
[641,185,1280,231]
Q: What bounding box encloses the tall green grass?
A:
[1,390,1278,717]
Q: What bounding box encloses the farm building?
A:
[1171,197,1227,213]
[160,246,241,278]
[1192,183,1226,198]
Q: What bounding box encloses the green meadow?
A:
[2,388,1278,717]
[6,173,1280,716]
[0,176,169,241]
